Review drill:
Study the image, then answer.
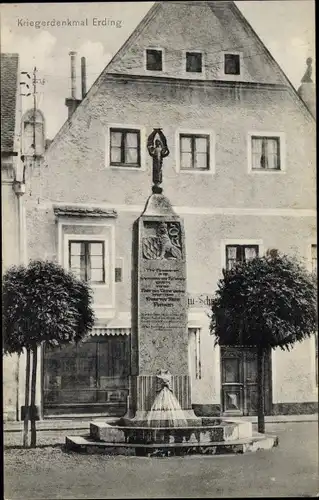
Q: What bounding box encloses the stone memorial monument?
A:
[128,129,199,425]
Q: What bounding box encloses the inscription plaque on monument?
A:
[136,215,188,375]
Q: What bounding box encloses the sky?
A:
[1,1,315,139]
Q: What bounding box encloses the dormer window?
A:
[186,52,202,73]
[146,49,163,71]
[224,54,240,75]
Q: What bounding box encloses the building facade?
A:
[5,1,317,420]
[1,53,26,421]
[1,54,47,421]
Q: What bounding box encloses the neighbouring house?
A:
[2,53,47,421]
[1,53,25,421]
[5,1,317,420]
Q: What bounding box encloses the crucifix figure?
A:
[147,128,170,193]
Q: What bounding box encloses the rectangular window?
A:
[224,54,240,75]
[69,241,105,284]
[251,136,281,170]
[186,52,202,73]
[146,49,163,71]
[225,245,259,271]
[180,134,209,170]
[110,128,140,167]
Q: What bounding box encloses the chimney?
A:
[298,57,316,119]
[70,51,77,98]
[81,57,87,99]
[65,51,82,119]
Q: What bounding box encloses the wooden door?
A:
[221,346,271,416]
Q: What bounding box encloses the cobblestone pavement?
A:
[4,422,318,499]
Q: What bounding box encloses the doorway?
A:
[220,346,272,416]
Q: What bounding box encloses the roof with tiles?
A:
[1,53,19,153]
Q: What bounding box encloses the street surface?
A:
[4,422,318,498]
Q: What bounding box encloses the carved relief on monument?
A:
[142,221,182,260]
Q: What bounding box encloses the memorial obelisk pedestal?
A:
[127,129,199,425]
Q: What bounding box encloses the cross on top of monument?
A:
[147,128,170,194]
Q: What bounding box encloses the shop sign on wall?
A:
[187,293,214,308]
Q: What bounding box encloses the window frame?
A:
[179,133,210,171]
[225,244,259,271]
[69,240,105,284]
[106,124,146,171]
[175,128,215,174]
[58,220,116,319]
[145,47,164,72]
[221,239,264,272]
[109,128,141,168]
[247,131,286,174]
[219,51,243,80]
[251,136,281,171]
[224,53,241,75]
[182,50,205,78]
[186,51,203,73]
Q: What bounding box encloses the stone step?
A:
[89,419,253,444]
[65,433,279,456]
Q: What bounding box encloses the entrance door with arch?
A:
[220,346,272,416]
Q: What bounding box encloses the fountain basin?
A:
[65,415,279,456]
[90,418,253,445]
[65,431,279,457]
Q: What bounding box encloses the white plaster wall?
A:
[3,354,19,420]
[2,180,20,420]
[188,309,221,405]
[272,336,317,404]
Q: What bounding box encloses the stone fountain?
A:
[66,129,278,456]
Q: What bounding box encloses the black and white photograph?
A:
[1,1,317,498]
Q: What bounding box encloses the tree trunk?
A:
[16,353,20,421]
[257,345,265,434]
[30,346,38,448]
[23,349,31,448]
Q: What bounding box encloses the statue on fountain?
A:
[147,128,170,194]
[146,369,188,428]
[156,369,173,392]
